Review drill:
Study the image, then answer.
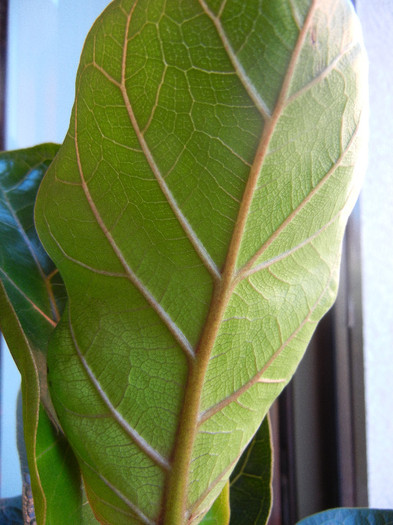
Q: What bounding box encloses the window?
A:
[0,0,109,499]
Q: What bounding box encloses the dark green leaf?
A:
[34,1,367,523]
[0,145,97,524]
[0,145,65,348]
[0,495,23,524]
[297,508,393,525]
[229,416,272,524]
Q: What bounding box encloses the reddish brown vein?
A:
[198,256,339,427]
[236,116,361,281]
[163,2,319,523]
[0,268,56,327]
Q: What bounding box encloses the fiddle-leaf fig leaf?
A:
[229,416,272,524]
[297,508,393,525]
[200,482,230,524]
[34,0,367,523]
[0,144,65,426]
[0,144,64,352]
[0,145,97,524]
[0,144,61,521]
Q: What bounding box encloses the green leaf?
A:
[35,405,99,525]
[0,144,64,346]
[201,482,230,524]
[297,508,393,524]
[0,145,97,524]
[0,144,65,419]
[229,416,272,524]
[34,0,367,523]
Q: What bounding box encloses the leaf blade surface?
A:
[34,1,368,523]
[297,508,393,525]
[229,416,272,525]
[0,145,96,524]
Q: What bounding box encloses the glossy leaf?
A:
[0,144,64,350]
[0,145,96,524]
[229,416,272,524]
[297,508,393,524]
[34,0,367,523]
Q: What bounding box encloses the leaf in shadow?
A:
[297,508,393,525]
[0,495,23,525]
[229,416,272,524]
[34,1,368,523]
[0,145,97,524]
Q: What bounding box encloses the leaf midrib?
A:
[189,255,339,518]
[162,1,319,523]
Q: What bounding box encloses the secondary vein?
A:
[198,0,271,120]
[118,7,221,283]
[69,316,170,471]
[0,173,60,322]
[0,267,56,327]
[237,115,361,280]
[73,96,195,362]
[198,255,339,426]
[79,458,156,525]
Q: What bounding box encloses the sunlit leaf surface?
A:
[34,0,367,523]
[200,482,230,524]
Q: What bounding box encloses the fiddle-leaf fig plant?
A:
[0,0,367,523]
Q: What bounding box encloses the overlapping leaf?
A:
[0,145,63,349]
[0,145,97,524]
[34,0,367,523]
[297,508,393,524]
[229,416,272,524]
[200,482,230,524]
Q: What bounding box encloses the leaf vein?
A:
[118,8,221,282]
[73,96,196,361]
[68,317,170,471]
[236,115,361,280]
[197,0,271,120]
[80,458,156,525]
[0,268,56,327]
[0,175,60,321]
[286,40,359,106]
[198,256,339,425]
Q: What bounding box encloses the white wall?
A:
[357,0,393,509]
[1,0,109,498]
